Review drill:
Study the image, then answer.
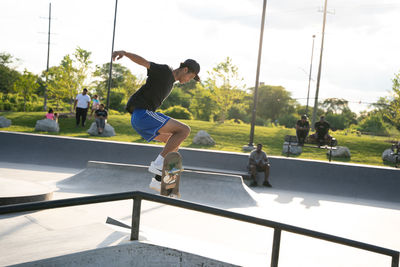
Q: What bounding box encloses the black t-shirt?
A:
[296,120,309,129]
[126,62,175,112]
[315,121,330,135]
[95,109,108,117]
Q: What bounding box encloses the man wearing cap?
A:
[296,115,310,145]
[112,50,200,192]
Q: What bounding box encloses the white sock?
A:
[154,154,164,167]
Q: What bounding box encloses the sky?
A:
[1,0,400,113]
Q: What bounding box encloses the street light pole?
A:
[106,0,118,109]
[311,0,328,130]
[305,34,316,116]
[244,0,268,151]
[44,2,51,112]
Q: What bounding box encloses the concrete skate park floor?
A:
[0,132,399,266]
[0,161,399,267]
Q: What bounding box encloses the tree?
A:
[253,85,295,122]
[189,83,219,121]
[205,57,247,122]
[13,70,39,111]
[45,55,77,112]
[0,52,20,94]
[321,98,349,114]
[160,87,191,110]
[93,62,142,108]
[389,71,400,129]
[46,66,69,110]
[73,47,92,90]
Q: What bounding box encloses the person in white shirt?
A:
[73,88,91,127]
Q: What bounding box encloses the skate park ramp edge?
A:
[10,242,238,267]
[57,160,258,208]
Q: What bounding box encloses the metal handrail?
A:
[0,191,398,267]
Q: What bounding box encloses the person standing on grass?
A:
[74,88,91,127]
[112,50,200,192]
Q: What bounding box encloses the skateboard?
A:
[160,152,183,198]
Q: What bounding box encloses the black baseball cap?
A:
[181,59,200,82]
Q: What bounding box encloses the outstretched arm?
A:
[112,50,150,69]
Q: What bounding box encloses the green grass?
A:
[1,111,398,167]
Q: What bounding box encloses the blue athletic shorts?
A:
[131,108,171,142]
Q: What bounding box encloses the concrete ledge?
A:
[0,178,53,206]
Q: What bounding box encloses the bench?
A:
[284,135,337,162]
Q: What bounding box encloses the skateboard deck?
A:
[160,152,183,197]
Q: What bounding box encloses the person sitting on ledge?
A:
[296,115,310,145]
[95,104,108,134]
[45,108,58,122]
[311,115,333,146]
[248,143,272,187]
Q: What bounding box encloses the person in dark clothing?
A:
[95,104,108,134]
[296,115,310,145]
[312,116,332,145]
[112,50,200,192]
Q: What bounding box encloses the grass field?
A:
[1,111,399,168]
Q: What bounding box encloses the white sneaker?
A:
[148,161,162,176]
[149,178,161,192]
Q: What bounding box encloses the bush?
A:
[162,105,193,120]
[278,113,298,128]
[357,114,391,136]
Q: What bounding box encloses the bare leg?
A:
[153,118,190,157]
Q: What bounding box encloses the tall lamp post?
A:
[311,0,328,130]
[244,0,268,151]
[305,34,316,116]
[44,2,51,112]
[106,0,118,109]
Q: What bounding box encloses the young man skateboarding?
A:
[112,50,200,192]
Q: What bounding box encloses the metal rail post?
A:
[271,228,282,267]
[392,253,399,267]
[131,196,142,240]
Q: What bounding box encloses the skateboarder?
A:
[112,50,200,192]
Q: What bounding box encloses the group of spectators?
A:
[296,115,332,146]
[247,115,334,188]
[45,88,108,134]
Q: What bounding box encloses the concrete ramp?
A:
[0,178,53,206]
[57,161,258,209]
[12,242,238,267]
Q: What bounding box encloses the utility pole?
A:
[305,34,316,116]
[44,2,51,112]
[106,0,118,109]
[311,0,328,130]
[244,0,268,151]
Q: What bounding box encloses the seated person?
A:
[45,108,58,121]
[95,104,108,134]
[311,115,333,145]
[296,115,310,145]
[90,94,100,118]
[248,143,272,187]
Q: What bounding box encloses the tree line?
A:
[1,48,399,136]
